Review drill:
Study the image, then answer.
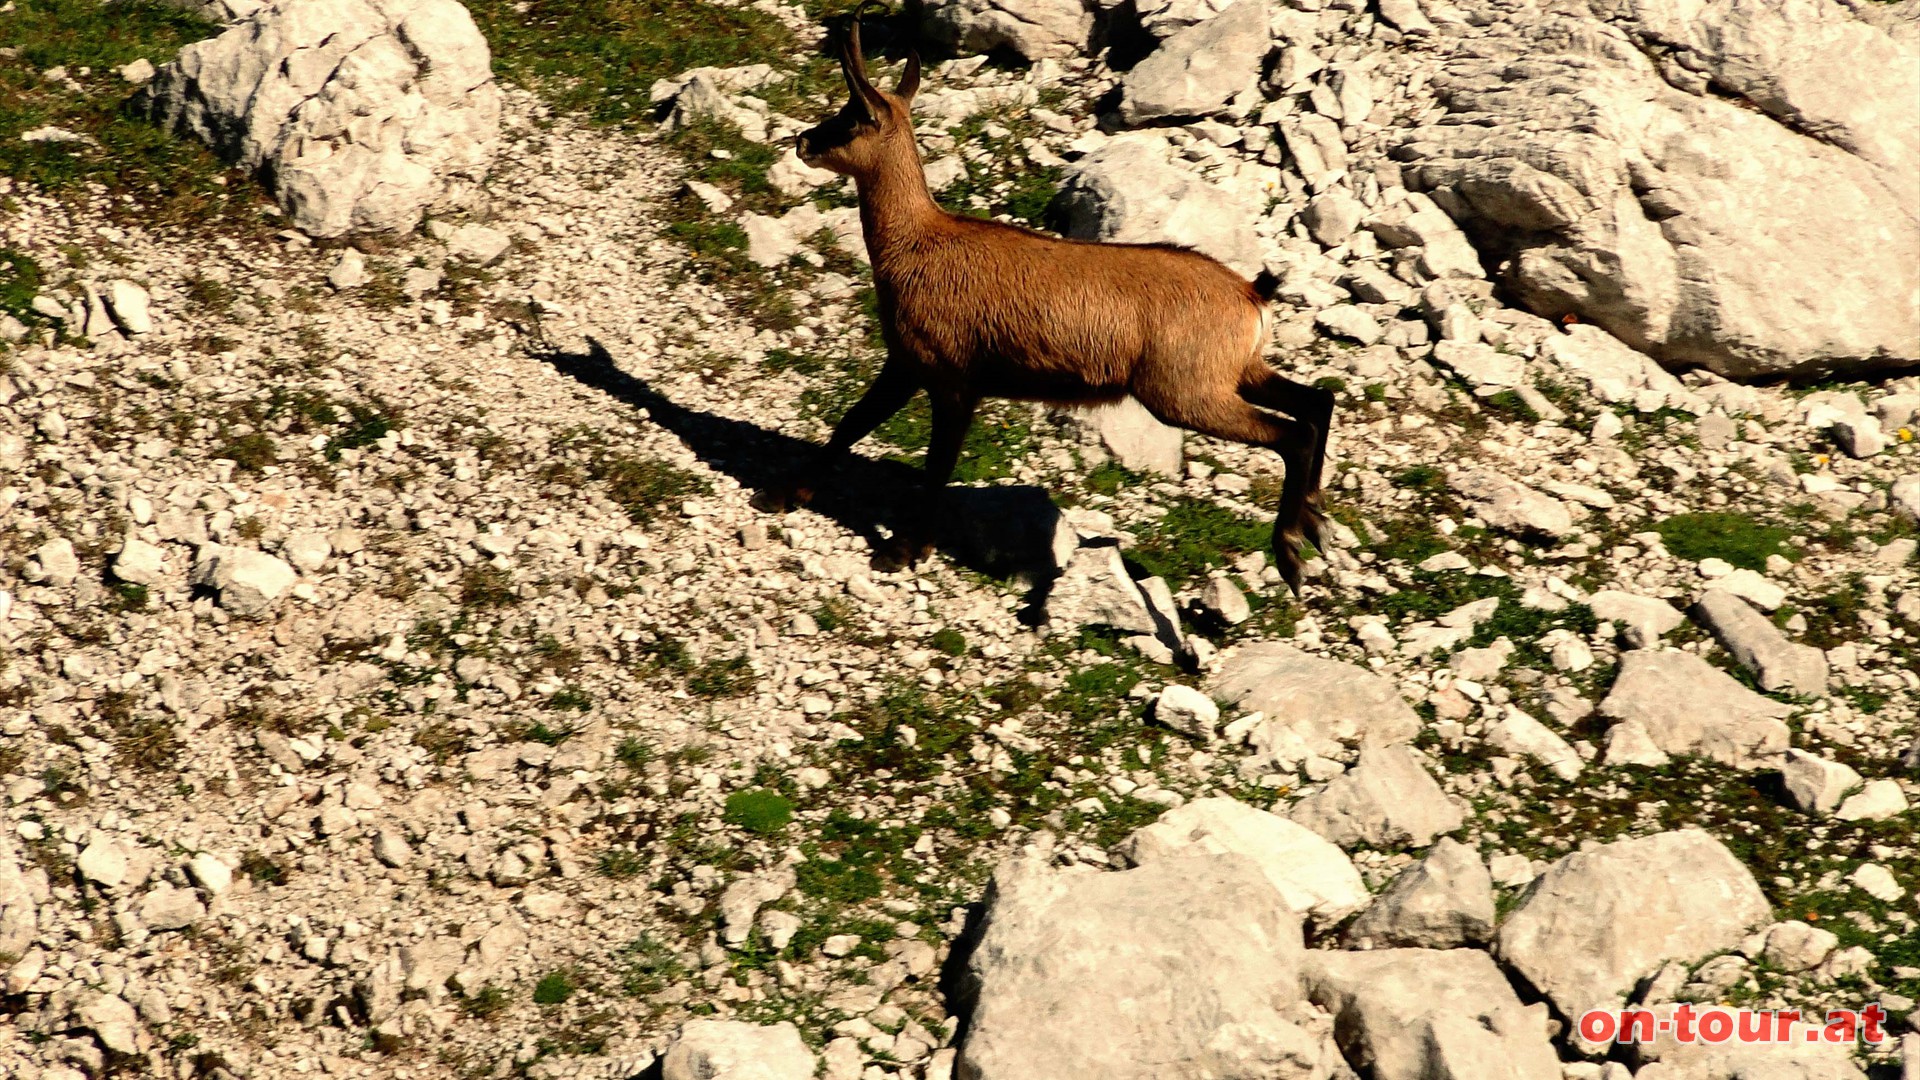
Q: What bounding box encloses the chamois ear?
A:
[896,48,921,102]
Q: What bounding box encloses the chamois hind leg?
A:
[1139,391,1319,596]
[1239,367,1335,551]
[753,360,919,513]
[873,390,977,572]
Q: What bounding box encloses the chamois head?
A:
[796,1,921,178]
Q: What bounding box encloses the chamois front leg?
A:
[753,360,919,514]
[873,390,977,572]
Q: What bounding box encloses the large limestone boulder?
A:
[1114,798,1371,932]
[1117,0,1269,125]
[1597,649,1792,769]
[1056,134,1264,276]
[1304,948,1562,1080]
[1496,829,1771,1020]
[147,0,501,238]
[918,0,1095,61]
[1210,643,1422,769]
[1398,0,1919,378]
[955,853,1347,1080]
[191,545,298,618]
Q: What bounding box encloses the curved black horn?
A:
[842,1,892,111]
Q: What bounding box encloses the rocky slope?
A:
[0,0,1917,1077]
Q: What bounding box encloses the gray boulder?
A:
[1597,650,1792,769]
[1304,948,1561,1080]
[1211,643,1422,770]
[1288,745,1464,851]
[1496,829,1771,1020]
[1345,836,1495,949]
[956,853,1346,1080]
[1118,0,1269,125]
[1057,134,1264,276]
[919,0,1095,61]
[147,0,501,238]
[1398,0,1918,378]
[1690,589,1828,696]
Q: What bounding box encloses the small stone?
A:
[186,853,232,896]
[1850,862,1905,903]
[328,250,369,290]
[111,539,167,586]
[1835,779,1909,822]
[282,532,332,574]
[138,884,206,931]
[1198,576,1250,626]
[1152,684,1220,742]
[445,223,512,266]
[78,837,128,887]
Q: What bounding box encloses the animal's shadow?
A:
[537,337,1069,609]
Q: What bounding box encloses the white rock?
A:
[138,884,206,931]
[1118,0,1268,125]
[1835,779,1909,822]
[1779,749,1863,816]
[719,868,796,946]
[1066,395,1183,475]
[186,853,232,896]
[1211,642,1422,769]
[1850,862,1905,903]
[1704,567,1788,612]
[1114,798,1370,932]
[1449,468,1574,538]
[1484,706,1583,781]
[328,249,369,289]
[191,545,298,618]
[662,1019,817,1080]
[281,531,332,574]
[111,538,168,586]
[445,223,511,265]
[1589,590,1685,648]
[77,992,144,1055]
[1597,650,1791,769]
[1401,0,1919,378]
[1345,836,1496,949]
[957,852,1335,1079]
[1152,684,1220,742]
[1495,830,1771,1021]
[1304,948,1561,1080]
[29,538,80,588]
[1690,589,1827,695]
[1760,920,1837,973]
[105,279,153,334]
[78,837,129,888]
[919,0,1093,61]
[1057,134,1263,276]
[1289,744,1464,851]
[147,0,501,237]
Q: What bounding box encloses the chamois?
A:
[756,3,1335,593]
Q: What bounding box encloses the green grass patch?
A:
[1128,497,1270,585]
[1653,512,1795,570]
[722,788,793,834]
[1,0,266,228]
[531,970,576,1005]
